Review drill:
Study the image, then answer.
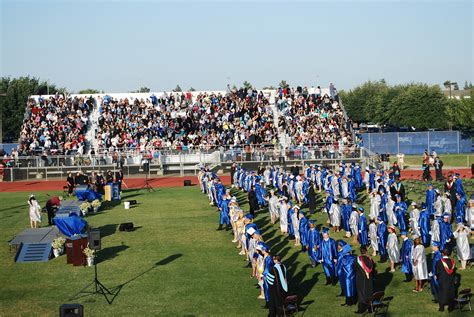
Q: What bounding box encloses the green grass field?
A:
[0,180,473,316]
[403,154,474,168]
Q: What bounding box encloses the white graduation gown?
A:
[411,244,428,280]
[329,203,341,227]
[453,229,471,261]
[387,233,400,263]
[369,223,378,251]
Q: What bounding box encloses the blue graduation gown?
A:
[255,183,267,206]
[341,203,352,232]
[307,228,321,263]
[418,211,431,246]
[245,223,260,249]
[439,221,453,251]
[430,251,442,297]
[219,198,230,225]
[455,197,466,224]
[320,238,337,278]
[325,195,333,213]
[394,201,408,232]
[379,194,388,223]
[454,178,465,198]
[355,167,363,189]
[369,172,376,191]
[337,245,356,297]
[425,189,436,215]
[358,214,369,246]
[287,208,294,236]
[299,217,309,247]
[400,238,413,274]
[262,255,274,302]
[348,179,357,202]
[377,222,388,256]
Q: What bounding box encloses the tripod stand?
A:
[70,261,116,304]
[139,167,155,192]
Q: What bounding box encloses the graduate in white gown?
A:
[292,205,301,246]
[369,190,379,220]
[267,190,280,224]
[27,195,41,228]
[387,226,400,272]
[386,196,397,226]
[411,236,428,292]
[329,198,341,232]
[279,198,289,234]
[466,199,474,239]
[409,202,421,237]
[453,223,471,270]
[368,219,378,257]
[349,206,359,243]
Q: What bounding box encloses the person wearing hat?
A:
[307,180,317,214]
[441,192,452,217]
[435,249,456,312]
[320,227,337,285]
[336,240,356,306]
[266,190,279,225]
[267,255,288,316]
[425,184,436,216]
[409,202,421,237]
[261,243,274,308]
[349,205,359,243]
[357,207,369,247]
[248,185,259,217]
[355,246,376,314]
[229,197,241,243]
[329,198,341,232]
[307,220,321,268]
[376,217,388,262]
[393,195,408,234]
[468,198,474,239]
[291,205,301,246]
[368,218,378,257]
[400,231,413,282]
[439,213,454,252]
[386,226,400,272]
[341,198,352,238]
[298,211,309,252]
[434,190,443,218]
[27,194,41,228]
[418,204,431,246]
[217,192,231,231]
[453,172,465,198]
[411,235,428,293]
[453,223,471,270]
[363,166,371,194]
[454,192,466,225]
[429,242,442,301]
[278,197,289,235]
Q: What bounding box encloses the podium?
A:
[65,235,88,266]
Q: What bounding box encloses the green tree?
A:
[278,80,289,89]
[262,86,276,90]
[78,89,100,94]
[189,87,196,92]
[242,81,252,89]
[0,76,63,142]
[132,87,150,93]
[173,85,182,92]
[446,90,474,130]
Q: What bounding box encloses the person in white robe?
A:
[466,199,474,239]
[411,236,428,292]
[453,223,471,270]
[263,167,271,187]
[368,219,378,256]
[442,193,452,215]
[292,205,301,246]
[329,198,341,231]
[341,176,349,198]
[387,226,400,272]
[386,196,397,226]
[369,190,379,220]
[28,195,41,228]
[349,207,359,242]
[364,167,370,193]
[409,202,421,237]
[279,198,289,234]
[267,190,280,224]
[431,216,441,246]
[295,177,304,204]
[331,174,340,198]
[434,191,443,218]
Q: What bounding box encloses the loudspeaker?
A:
[88,228,101,250]
[59,304,83,317]
[127,200,137,205]
[119,222,134,232]
[183,180,192,186]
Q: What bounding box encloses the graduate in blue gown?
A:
[287,204,295,238]
[358,207,369,247]
[341,198,352,236]
[376,217,388,262]
[454,173,465,198]
[259,243,274,305]
[369,170,376,192]
[244,214,260,251]
[430,242,442,302]
[307,220,321,267]
[394,195,408,232]
[439,213,454,252]
[400,231,413,282]
[320,227,338,285]
[299,212,309,252]
[355,164,363,189]
[418,207,431,246]
[454,193,466,224]
[425,184,436,215]
[336,240,356,306]
[217,192,231,230]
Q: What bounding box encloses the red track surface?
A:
[0,169,470,193]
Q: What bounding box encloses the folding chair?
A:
[284,294,299,316]
[454,288,472,312]
[370,291,385,316]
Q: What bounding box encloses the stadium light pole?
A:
[0,93,5,143]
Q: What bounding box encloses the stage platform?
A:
[9,226,61,249]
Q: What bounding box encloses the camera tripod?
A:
[70,261,117,304]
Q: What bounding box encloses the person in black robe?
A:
[355,246,376,314]
[115,170,124,193]
[422,163,432,182]
[267,256,288,317]
[434,157,444,181]
[290,164,300,177]
[230,162,236,184]
[444,174,457,208]
[95,172,105,195]
[390,177,405,202]
[281,181,290,201]
[66,172,75,196]
[307,182,317,214]
[248,185,259,216]
[435,249,456,312]
[106,170,114,183]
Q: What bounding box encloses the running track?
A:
[0,169,470,193]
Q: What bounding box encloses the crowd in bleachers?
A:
[18,94,94,156]
[96,88,278,153]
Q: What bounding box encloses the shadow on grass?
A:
[97,244,130,263]
[97,223,118,237]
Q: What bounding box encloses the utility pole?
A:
[0,93,6,143]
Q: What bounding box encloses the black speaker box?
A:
[88,228,101,250]
[59,304,83,317]
[119,222,134,232]
[127,200,137,205]
[183,180,192,186]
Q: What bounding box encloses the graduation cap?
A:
[400,231,408,236]
[338,240,347,247]
[294,205,301,210]
[421,202,427,209]
[308,220,315,225]
[245,213,254,220]
[299,211,305,216]
[260,243,269,252]
[247,227,256,235]
[358,207,365,212]
[377,216,383,221]
[322,227,330,234]
[411,202,418,207]
[432,241,440,247]
[443,213,450,218]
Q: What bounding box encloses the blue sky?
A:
[1,0,472,92]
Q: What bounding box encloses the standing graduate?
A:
[418,206,431,246]
[454,192,466,224]
[400,231,413,282]
[425,184,436,215]
[453,223,471,270]
[298,212,309,252]
[355,247,376,314]
[349,206,359,243]
[435,249,456,312]
[368,219,378,257]
[386,226,400,272]
[341,198,352,238]
[217,192,231,231]
[307,220,321,267]
[429,242,442,303]
[357,207,369,247]
[278,198,290,235]
[267,256,288,317]
[439,213,454,252]
[376,217,388,262]
[248,185,259,216]
[319,228,338,285]
[336,240,356,306]
[291,205,301,246]
[394,195,408,232]
[329,198,341,232]
[267,190,279,224]
[411,236,428,293]
[259,243,274,308]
